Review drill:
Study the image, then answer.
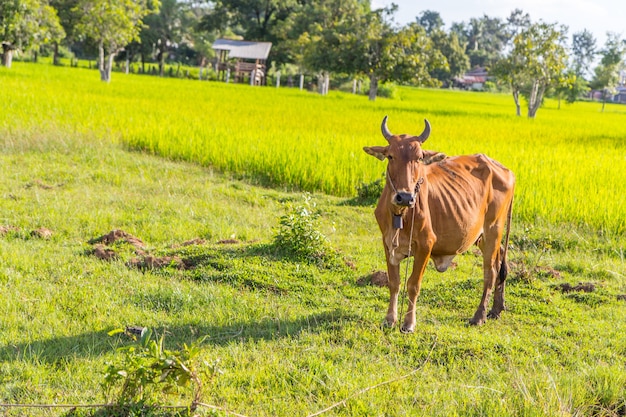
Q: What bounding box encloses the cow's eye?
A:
[387,155,393,160]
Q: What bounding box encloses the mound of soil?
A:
[92,244,118,261]
[168,238,207,248]
[218,238,240,245]
[88,229,211,271]
[370,270,389,287]
[31,227,53,239]
[357,270,389,287]
[182,238,207,246]
[0,225,19,236]
[558,282,596,293]
[89,229,145,249]
[127,255,187,270]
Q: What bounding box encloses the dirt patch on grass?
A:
[558,282,596,293]
[31,227,53,239]
[89,229,145,249]
[510,261,562,281]
[127,255,188,270]
[1,225,53,239]
[92,244,118,261]
[168,238,207,248]
[357,270,388,287]
[218,238,240,245]
[26,179,63,190]
[87,229,214,271]
[0,225,20,236]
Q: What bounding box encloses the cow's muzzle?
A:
[393,192,416,207]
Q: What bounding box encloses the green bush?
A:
[355,177,384,203]
[102,328,218,412]
[274,194,342,268]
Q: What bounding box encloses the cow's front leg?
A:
[401,247,431,333]
[384,260,400,328]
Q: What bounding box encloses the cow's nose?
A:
[394,192,415,207]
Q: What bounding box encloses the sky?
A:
[371,0,624,46]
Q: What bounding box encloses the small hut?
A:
[212,39,272,85]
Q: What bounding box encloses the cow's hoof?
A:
[400,324,415,334]
[382,318,396,329]
[468,317,485,326]
[487,310,501,320]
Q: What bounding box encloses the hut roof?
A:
[212,39,272,60]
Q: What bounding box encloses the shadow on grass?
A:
[0,309,357,365]
[339,196,377,207]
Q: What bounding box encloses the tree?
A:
[285,0,370,95]
[393,23,447,85]
[198,0,298,41]
[415,10,469,87]
[428,29,469,87]
[417,10,443,34]
[290,0,445,100]
[571,29,596,79]
[506,8,530,38]
[495,22,570,118]
[461,15,508,68]
[74,0,159,82]
[590,32,626,111]
[140,0,183,77]
[492,48,526,116]
[0,0,64,67]
[49,0,79,64]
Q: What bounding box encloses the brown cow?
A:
[364,116,515,331]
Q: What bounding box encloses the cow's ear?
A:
[363,146,388,161]
[422,151,446,165]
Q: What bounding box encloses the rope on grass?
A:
[0,338,437,417]
[305,336,438,417]
[0,402,246,415]
[195,402,251,417]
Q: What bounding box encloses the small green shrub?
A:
[274,194,342,268]
[355,177,384,203]
[102,328,218,411]
[376,82,398,99]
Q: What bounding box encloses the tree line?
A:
[1,0,625,117]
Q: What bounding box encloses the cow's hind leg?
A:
[470,228,502,326]
[487,246,508,319]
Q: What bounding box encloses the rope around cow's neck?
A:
[399,198,417,332]
[385,162,424,331]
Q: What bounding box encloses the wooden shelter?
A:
[212,39,272,85]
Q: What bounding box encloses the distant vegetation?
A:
[2,1,625,115]
[3,62,626,235]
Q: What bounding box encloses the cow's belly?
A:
[430,254,457,272]
[431,224,482,258]
[429,230,479,272]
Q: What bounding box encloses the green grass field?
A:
[1,62,625,416]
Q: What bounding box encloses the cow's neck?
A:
[385,184,429,265]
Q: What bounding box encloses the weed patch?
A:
[273,194,345,269]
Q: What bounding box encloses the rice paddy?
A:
[2,62,626,235]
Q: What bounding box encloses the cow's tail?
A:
[498,196,514,282]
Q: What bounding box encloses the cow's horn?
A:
[381,116,393,142]
[416,119,431,143]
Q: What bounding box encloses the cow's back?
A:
[426,154,515,257]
